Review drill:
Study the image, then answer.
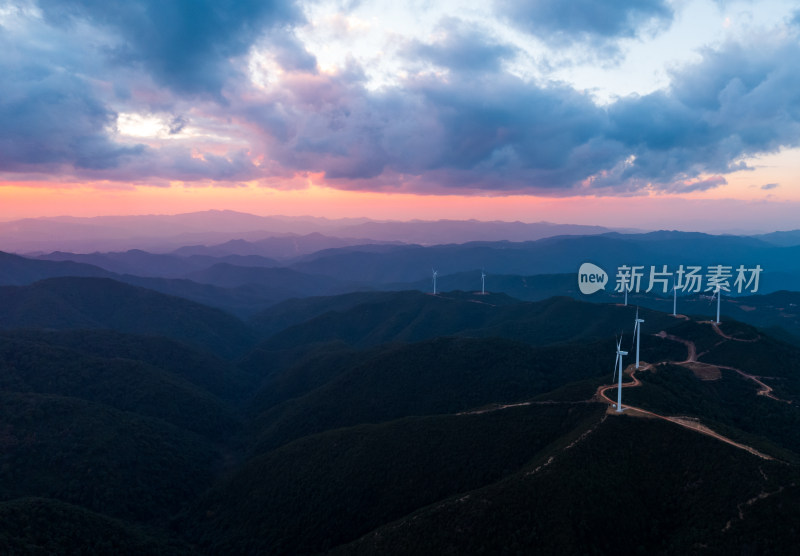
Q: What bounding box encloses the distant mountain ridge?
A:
[1,211,626,253]
[288,232,800,287]
[4,226,800,322]
[327,219,626,244]
[0,277,255,358]
[752,229,800,247]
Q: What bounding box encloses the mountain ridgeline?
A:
[2,227,799,330]
[1,223,800,553]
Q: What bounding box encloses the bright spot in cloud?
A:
[248,49,283,89]
[116,113,168,138]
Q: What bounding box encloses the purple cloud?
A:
[0,56,144,172]
[240,35,800,195]
[2,1,799,198]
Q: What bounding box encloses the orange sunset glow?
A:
[1,0,799,231]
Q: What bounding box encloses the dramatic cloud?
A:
[236,63,619,191]
[37,0,308,99]
[607,39,800,186]
[495,0,673,49]
[404,18,518,73]
[1,0,799,198]
[0,21,144,172]
[237,26,800,195]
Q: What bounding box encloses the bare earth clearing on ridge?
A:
[457,316,783,462]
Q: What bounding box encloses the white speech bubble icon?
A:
[578,263,608,295]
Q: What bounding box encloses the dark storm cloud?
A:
[270,32,319,73]
[240,65,621,191]
[37,0,309,99]
[167,115,188,135]
[0,0,304,182]
[405,18,518,73]
[241,31,800,194]
[402,73,615,187]
[607,40,800,186]
[495,0,673,48]
[0,57,144,172]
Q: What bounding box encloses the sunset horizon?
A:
[2,0,799,233]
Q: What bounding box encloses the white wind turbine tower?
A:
[710,284,721,324]
[672,282,678,317]
[623,279,633,306]
[432,269,438,295]
[633,308,644,369]
[481,269,486,295]
[613,336,628,413]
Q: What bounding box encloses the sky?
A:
[1,0,799,231]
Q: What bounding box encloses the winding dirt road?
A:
[462,320,786,460]
[595,364,774,460]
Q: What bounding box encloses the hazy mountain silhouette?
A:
[752,229,800,247]
[289,232,800,285]
[1,211,622,253]
[0,251,113,284]
[331,218,622,243]
[1,252,357,318]
[36,249,229,278]
[171,233,396,260]
[184,263,350,293]
[0,277,254,358]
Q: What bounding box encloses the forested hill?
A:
[1,277,800,554]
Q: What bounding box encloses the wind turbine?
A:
[481,269,486,295]
[432,269,438,295]
[633,308,644,369]
[613,336,628,413]
[709,285,721,324]
[624,283,629,306]
[672,282,678,317]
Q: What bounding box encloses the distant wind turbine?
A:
[481,269,486,295]
[432,269,438,295]
[672,282,678,317]
[613,335,628,413]
[633,308,644,369]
